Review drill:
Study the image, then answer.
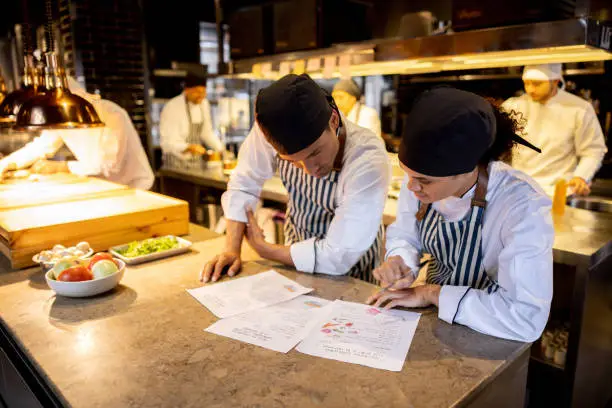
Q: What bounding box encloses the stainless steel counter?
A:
[158,166,398,225]
[158,167,612,267]
[552,208,612,267]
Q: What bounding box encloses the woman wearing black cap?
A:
[201,74,389,283]
[367,87,553,342]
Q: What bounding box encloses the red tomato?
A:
[58,265,93,282]
[88,252,116,271]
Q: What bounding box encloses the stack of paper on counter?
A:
[188,270,421,371]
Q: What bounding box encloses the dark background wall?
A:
[143,0,215,69]
[369,0,452,38]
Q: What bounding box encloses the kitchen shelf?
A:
[153,69,188,78]
[405,68,605,83]
[530,345,565,372]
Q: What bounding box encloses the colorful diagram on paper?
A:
[320,318,359,336]
[304,300,324,308]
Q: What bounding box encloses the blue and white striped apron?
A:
[416,166,499,293]
[276,128,383,283]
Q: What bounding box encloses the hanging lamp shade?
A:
[0,77,6,104]
[0,87,37,126]
[14,53,103,130]
[0,56,39,127]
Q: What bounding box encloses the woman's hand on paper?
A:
[373,256,415,290]
[367,284,441,309]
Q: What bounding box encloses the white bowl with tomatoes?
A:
[45,252,126,298]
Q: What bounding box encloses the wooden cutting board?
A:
[0,173,87,190]
[0,177,129,211]
[0,189,189,269]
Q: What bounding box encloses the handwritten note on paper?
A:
[296,300,421,371]
[187,270,313,318]
[205,295,331,353]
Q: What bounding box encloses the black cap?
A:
[184,72,207,88]
[256,74,332,155]
[399,87,497,177]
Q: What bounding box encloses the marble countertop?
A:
[0,228,529,408]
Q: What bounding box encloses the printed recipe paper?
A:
[187,270,313,318]
[205,295,331,353]
[297,300,421,371]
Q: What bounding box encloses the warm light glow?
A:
[76,327,95,354]
[228,44,612,79]
[441,46,612,70]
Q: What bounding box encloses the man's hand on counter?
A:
[30,159,70,175]
[184,144,207,156]
[200,210,295,284]
[200,252,242,283]
[569,177,591,196]
[200,219,246,283]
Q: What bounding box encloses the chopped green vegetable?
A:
[117,237,180,258]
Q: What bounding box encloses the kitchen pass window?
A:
[200,22,230,74]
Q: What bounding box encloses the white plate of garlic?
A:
[33,242,94,268]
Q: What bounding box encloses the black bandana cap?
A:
[399,87,498,177]
[184,73,207,88]
[256,74,332,155]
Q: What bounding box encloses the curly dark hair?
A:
[479,99,527,165]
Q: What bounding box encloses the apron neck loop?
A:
[415,201,429,221]
[415,163,490,221]
[332,123,347,171]
[471,163,489,208]
[184,94,192,125]
[184,94,205,126]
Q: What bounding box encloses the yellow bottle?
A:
[552,179,567,216]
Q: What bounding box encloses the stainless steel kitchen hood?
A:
[228,18,612,79]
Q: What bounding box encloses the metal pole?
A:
[214,0,225,75]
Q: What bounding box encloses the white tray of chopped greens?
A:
[109,236,192,265]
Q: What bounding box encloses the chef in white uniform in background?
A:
[0,77,155,190]
[368,88,553,342]
[502,64,607,196]
[332,78,382,139]
[159,73,224,169]
[201,74,389,284]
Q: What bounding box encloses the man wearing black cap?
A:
[201,74,390,283]
[367,87,553,342]
[160,73,224,169]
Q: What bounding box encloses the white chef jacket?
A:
[502,89,607,196]
[221,118,390,275]
[159,93,223,160]
[386,161,553,342]
[347,102,382,139]
[0,84,155,190]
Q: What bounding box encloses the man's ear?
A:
[330,109,340,130]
